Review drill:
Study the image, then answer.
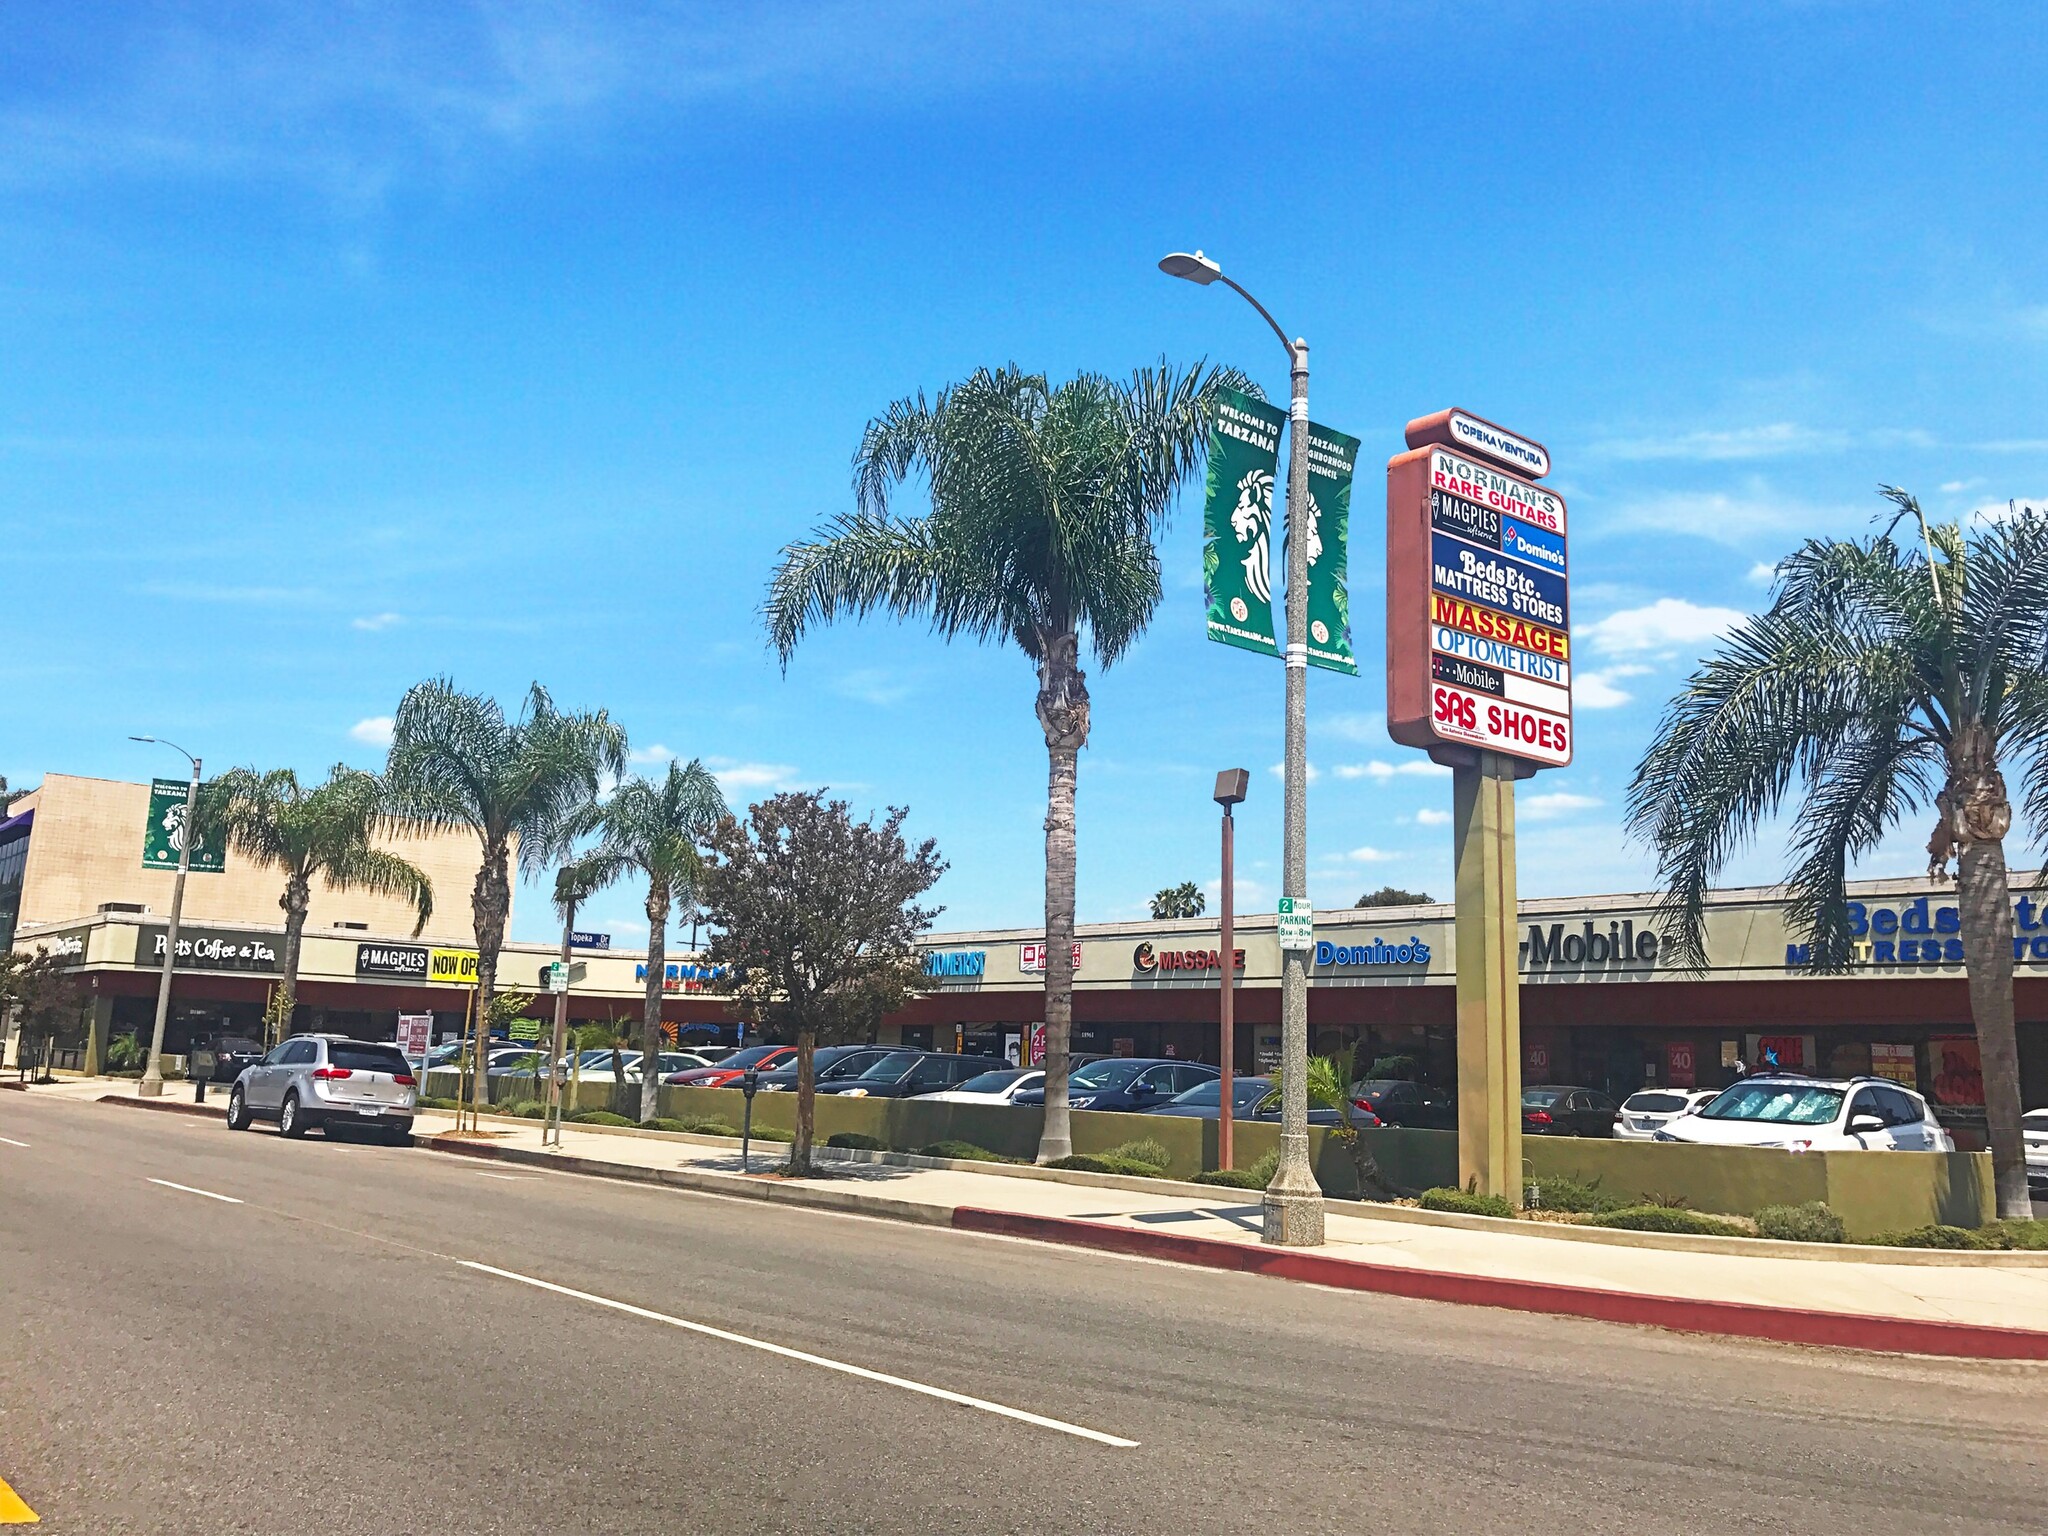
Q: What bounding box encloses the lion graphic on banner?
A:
[1231,468,1274,604]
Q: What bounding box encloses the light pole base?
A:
[1261,1132,1326,1246]
[136,1075,164,1099]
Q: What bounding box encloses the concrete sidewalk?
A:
[48,1078,2048,1358]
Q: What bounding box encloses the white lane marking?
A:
[461,1260,1138,1448]
[147,1177,243,1204]
[0,1136,28,1148]
[472,1172,532,1181]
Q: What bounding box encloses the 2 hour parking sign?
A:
[1386,409,1572,768]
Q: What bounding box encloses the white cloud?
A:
[704,757,801,791]
[834,668,914,707]
[1520,790,1602,822]
[1322,711,1386,744]
[349,716,393,747]
[1573,663,1651,710]
[1746,560,1777,586]
[351,611,402,631]
[1589,422,1846,462]
[1347,846,1402,863]
[628,743,676,765]
[1414,807,1451,827]
[1600,483,1863,546]
[1269,761,1323,784]
[1969,496,2047,527]
[1580,598,1745,657]
[1333,759,1450,781]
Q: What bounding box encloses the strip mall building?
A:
[10,824,2045,1145]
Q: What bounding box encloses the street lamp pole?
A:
[1213,768,1249,1173]
[1161,250,1325,1246]
[131,736,200,1100]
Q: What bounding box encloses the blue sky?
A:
[5,2,2046,947]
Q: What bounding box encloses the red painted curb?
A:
[99,1094,227,1120]
[952,1207,2048,1360]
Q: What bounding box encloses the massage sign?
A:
[1385,410,1571,767]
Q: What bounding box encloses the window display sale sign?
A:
[1386,409,1571,768]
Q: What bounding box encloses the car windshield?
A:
[719,1046,787,1070]
[330,1043,411,1075]
[953,1069,1031,1094]
[575,1049,634,1069]
[1164,1078,1271,1108]
[1624,1092,1692,1114]
[853,1051,925,1080]
[1521,1087,1562,1107]
[1700,1081,1846,1125]
[1071,1061,1145,1091]
[2024,1108,2048,1129]
[819,1051,887,1079]
[218,1038,262,1053]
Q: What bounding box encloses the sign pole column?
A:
[1452,750,1524,1200]
[139,755,200,1098]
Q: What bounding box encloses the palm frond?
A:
[326,845,435,935]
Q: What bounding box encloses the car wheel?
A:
[279,1091,307,1139]
[226,1085,250,1132]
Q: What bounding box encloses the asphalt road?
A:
[3,1093,2045,1535]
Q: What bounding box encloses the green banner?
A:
[1301,420,1360,675]
[142,777,226,874]
[1202,387,1288,658]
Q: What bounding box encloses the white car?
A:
[1656,1074,1953,1153]
[1613,1087,1720,1141]
[2026,1108,2048,1197]
[566,1049,709,1084]
[916,1067,1046,1105]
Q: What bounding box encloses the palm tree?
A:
[383,680,627,1120]
[200,765,433,1043]
[569,758,728,1121]
[765,360,1252,1161]
[1628,492,2048,1218]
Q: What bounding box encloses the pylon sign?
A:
[1386,409,1571,768]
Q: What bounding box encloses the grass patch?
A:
[826,1132,888,1151]
[1418,1186,1516,1220]
[1754,1202,1847,1244]
[1585,1205,1748,1238]
[1523,1175,1626,1215]
[917,1139,1021,1163]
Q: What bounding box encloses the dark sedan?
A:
[1012,1058,1218,1113]
[816,1051,995,1099]
[746,1045,893,1093]
[1143,1075,1381,1127]
[196,1036,266,1084]
[1350,1079,1455,1130]
[1522,1084,1620,1137]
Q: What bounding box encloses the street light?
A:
[1212,768,1248,1175]
[130,735,201,1100]
[1161,250,1325,1247]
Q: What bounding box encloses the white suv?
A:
[1655,1074,1953,1153]
[1614,1087,1720,1141]
[2026,1108,2048,1196]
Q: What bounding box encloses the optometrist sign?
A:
[1387,411,1571,768]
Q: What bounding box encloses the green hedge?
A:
[1523,1175,1625,1215]
[1875,1223,2007,1249]
[1585,1205,1748,1237]
[569,1110,636,1127]
[826,1132,887,1151]
[1754,1202,1847,1244]
[1048,1153,1167,1177]
[1418,1186,1516,1220]
[917,1140,1020,1163]
[1194,1149,1280,1190]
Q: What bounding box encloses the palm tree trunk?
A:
[641,884,669,1124]
[790,1029,817,1177]
[470,838,512,1125]
[276,872,311,1047]
[1034,631,1090,1164]
[1957,838,2030,1217]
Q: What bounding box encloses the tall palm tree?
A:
[569,758,728,1121]
[383,680,627,1118]
[1628,492,2048,1217]
[765,361,1251,1161]
[199,765,433,1043]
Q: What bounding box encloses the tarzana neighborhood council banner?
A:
[1202,386,1288,657]
[141,777,226,873]
[1303,420,1360,675]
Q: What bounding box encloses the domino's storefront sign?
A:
[1315,936,1432,969]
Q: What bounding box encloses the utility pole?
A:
[1213,768,1248,1172]
[131,738,199,1099]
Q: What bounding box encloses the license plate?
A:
[355,1104,384,1116]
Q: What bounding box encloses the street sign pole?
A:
[1453,751,1525,1198]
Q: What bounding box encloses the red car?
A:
[664,1044,798,1087]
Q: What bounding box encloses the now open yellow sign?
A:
[428,948,480,987]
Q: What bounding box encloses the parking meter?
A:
[188,1043,215,1103]
[740,1068,760,1172]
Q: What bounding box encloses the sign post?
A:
[1387,409,1570,1204]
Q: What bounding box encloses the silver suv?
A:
[226,1034,417,1143]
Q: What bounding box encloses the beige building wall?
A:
[12,774,497,945]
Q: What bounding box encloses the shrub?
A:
[1419,1186,1517,1220]
[1585,1205,1747,1238]
[643,1116,743,1137]
[1105,1137,1171,1172]
[917,1140,1020,1163]
[1874,1223,2004,1250]
[1047,1153,1170,1177]
[1523,1175,1626,1215]
[1754,1202,1847,1244]
[748,1125,795,1143]
[1991,1218,2048,1250]
[1195,1148,1282,1189]
[826,1132,888,1151]
[569,1110,636,1127]
[416,1095,460,1111]
[511,1103,547,1120]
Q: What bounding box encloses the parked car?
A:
[816,1051,996,1099]
[918,1067,1045,1105]
[2026,1108,2048,1196]
[1349,1079,1455,1130]
[195,1035,265,1084]
[1521,1084,1621,1138]
[569,1050,710,1084]
[1141,1075,1381,1127]
[1613,1087,1720,1141]
[746,1046,893,1093]
[665,1044,799,1087]
[226,1035,416,1142]
[1655,1074,1954,1152]
[1012,1058,1218,1112]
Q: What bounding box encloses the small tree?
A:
[1149,881,1206,919]
[1304,1045,1396,1200]
[699,792,944,1175]
[1,945,87,1079]
[1355,886,1432,908]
